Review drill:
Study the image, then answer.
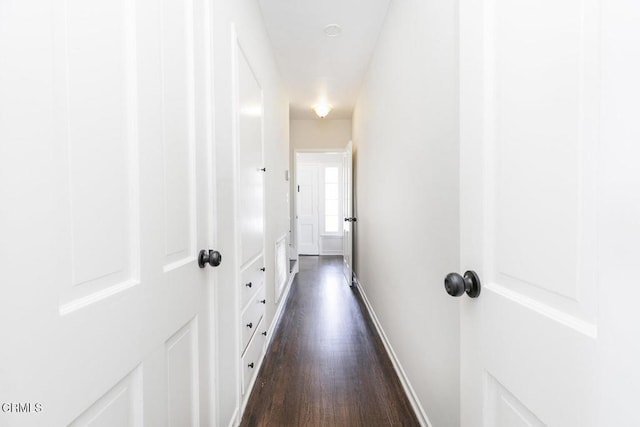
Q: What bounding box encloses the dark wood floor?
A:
[240,256,420,427]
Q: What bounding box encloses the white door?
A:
[459,0,600,425]
[342,141,354,286]
[0,1,215,425]
[297,163,319,255]
[236,43,265,267]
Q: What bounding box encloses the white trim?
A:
[230,23,243,427]
[203,0,218,422]
[319,250,343,256]
[265,264,297,349]
[274,234,288,303]
[293,148,346,154]
[354,273,432,427]
[226,406,239,427]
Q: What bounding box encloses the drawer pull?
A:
[245,282,252,288]
[246,322,253,329]
[261,331,267,336]
[248,362,254,369]
[260,299,266,304]
[260,267,266,272]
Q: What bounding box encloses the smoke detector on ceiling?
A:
[323,24,342,37]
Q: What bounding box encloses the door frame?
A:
[293,148,346,259]
[342,140,354,287]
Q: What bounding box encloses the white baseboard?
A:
[266,265,297,347]
[354,273,432,427]
[227,406,239,427]
[319,250,343,256]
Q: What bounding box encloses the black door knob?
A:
[198,250,222,268]
[248,362,254,369]
[246,322,253,329]
[444,271,481,298]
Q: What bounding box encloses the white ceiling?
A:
[257,0,391,120]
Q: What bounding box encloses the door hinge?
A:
[297,185,300,192]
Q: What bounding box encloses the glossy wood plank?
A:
[241,256,420,426]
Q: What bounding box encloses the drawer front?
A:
[241,285,266,352]
[241,317,267,395]
[240,255,265,308]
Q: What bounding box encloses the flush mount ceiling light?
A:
[313,104,332,118]
[323,24,342,37]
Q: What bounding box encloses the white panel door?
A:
[297,163,319,255]
[236,43,265,266]
[0,0,215,425]
[342,141,354,286]
[459,0,599,425]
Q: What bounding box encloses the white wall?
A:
[290,119,352,150]
[352,0,460,425]
[289,120,351,255]
[210,0,289,424]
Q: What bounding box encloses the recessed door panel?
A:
[299,225,314,246]
[69,367,142,427]
[485,375,544,427]
[161,0,197,271]
[58,0,140,313]
[237,45,264,264]
[166,319,199,427]
[492,0,596,322]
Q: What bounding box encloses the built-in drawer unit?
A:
[240,255,265,308]
[241,317,267,394]
[239,252,268,396]
[241,285,266,352]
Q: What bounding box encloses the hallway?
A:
[240,256,419,426]
[3,0,640,425]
